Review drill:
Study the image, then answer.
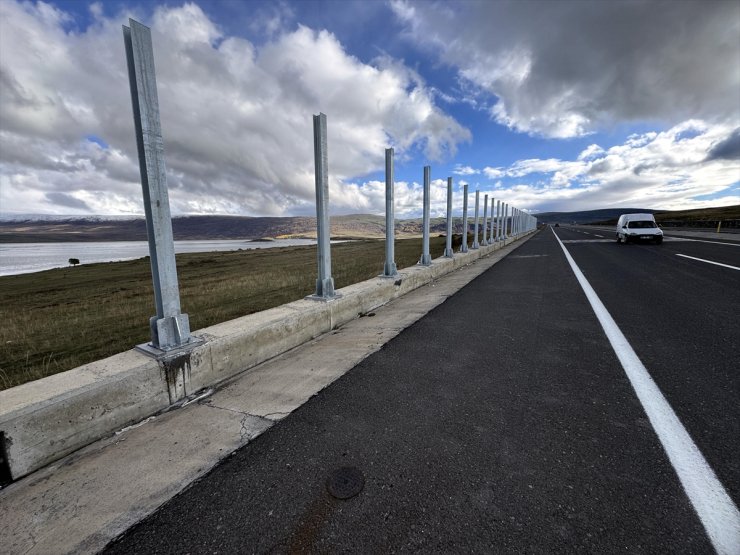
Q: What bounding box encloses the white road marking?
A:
[672,238,740,247]
[552,228,740,555]
[676,254,740,271]
[594,234,604,238]
[561,239,614,243]
[561,237,700,244]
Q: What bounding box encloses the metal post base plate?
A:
[135,335,205,359]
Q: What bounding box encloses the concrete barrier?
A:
[0,234,533,481]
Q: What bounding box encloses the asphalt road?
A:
[106,227,738,554]
[554,225,740,510]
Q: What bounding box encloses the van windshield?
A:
[627,221,657,229]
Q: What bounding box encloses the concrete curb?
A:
[0,234,533,481]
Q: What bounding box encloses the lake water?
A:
[0,239,322,277]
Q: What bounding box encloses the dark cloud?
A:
[706,128,740,161]
[394,0,740,137]
[45,192,92,211]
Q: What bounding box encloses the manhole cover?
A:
[326,466,364,499]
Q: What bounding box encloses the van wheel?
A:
[655,237,663,244]
[616,235,622,243]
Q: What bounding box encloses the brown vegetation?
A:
[0,236,459,390]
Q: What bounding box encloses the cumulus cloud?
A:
[391,0,740,138]
[452,164,478,175]
[458,121,740,212]
[0,0,470,216]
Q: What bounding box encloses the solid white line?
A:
[669,238,740,247]
[561,239,614,243]
[676,254,740,270]
[552,228,740,555]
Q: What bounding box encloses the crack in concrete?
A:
[199,401,275,431]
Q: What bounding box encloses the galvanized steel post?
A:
[520,210,523,235]
[444,177,454,258]
[503,203,508,239]
[517,209,521,235]
[312,113,336,298]
[419,166,432,265]
[482,194,489,246]
[124,19,192,352]
[460,184,469,253]
[518,209,521,235]
[472,189,480,249]
[488,197,495,243]
[495,199,501,242]
[383,148,398,277]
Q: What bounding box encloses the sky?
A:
[0,0,739,218]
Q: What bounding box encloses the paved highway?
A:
[554,225,740,526]
[106,227,739,554]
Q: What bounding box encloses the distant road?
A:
[107,227,740,554]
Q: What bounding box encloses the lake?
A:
[0,239,322,276]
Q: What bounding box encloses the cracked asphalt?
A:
[104,227,738,554]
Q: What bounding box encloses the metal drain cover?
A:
[326,466,364,499]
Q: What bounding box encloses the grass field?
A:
[0,236,458,390]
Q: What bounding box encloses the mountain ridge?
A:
[0,214,454,242]
[1,205,737,242]
[537,205,740,224]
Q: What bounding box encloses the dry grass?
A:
[654,205,740,221]
[0,236,458,390]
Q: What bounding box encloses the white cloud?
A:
[0,0,470,216]
[452,164,478,175]
[1,1,737,220]
[391,0,740,138]
[482,166,504,180]
[577,144,605,161]
[372,120,739,214]
[471,120,740,212]
[152,2,221,45]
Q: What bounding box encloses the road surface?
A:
[106,227,740,554]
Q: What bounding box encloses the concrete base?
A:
[0,233,535,483]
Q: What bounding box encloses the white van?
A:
[616,213,663,244]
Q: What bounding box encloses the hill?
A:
[536,208,653,224]
[0,214,468,243]
[2,205,737,242]
[536,205,740,225]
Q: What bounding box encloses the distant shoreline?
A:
[0,238,338,277]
